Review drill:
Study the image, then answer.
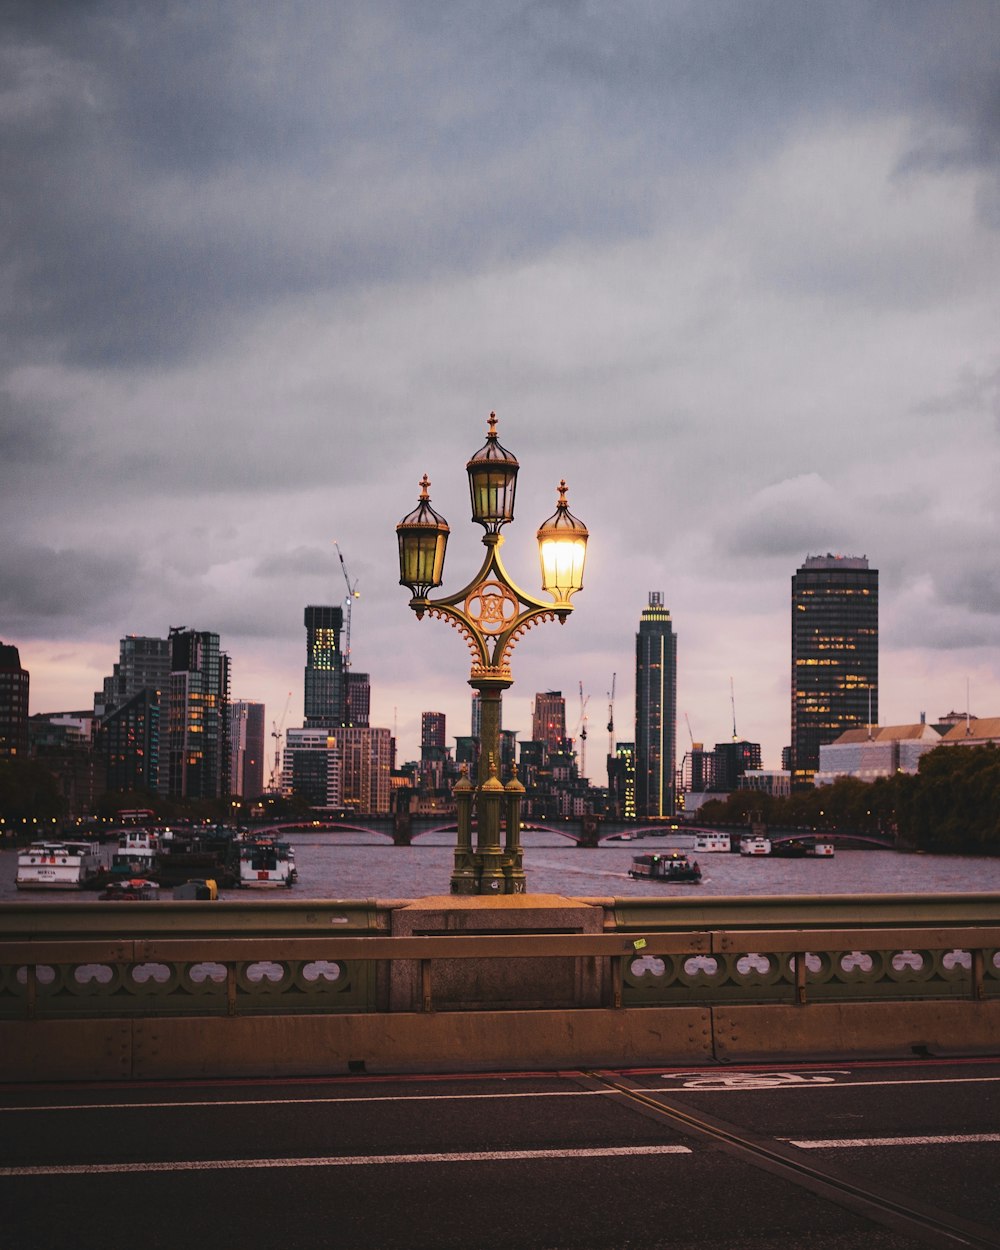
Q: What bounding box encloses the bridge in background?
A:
[266,816,896,850]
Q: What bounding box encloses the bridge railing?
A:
[3,894,999,1079]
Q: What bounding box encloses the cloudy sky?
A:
[4,1,1000,774]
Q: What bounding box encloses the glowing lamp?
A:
[537,480,588,603]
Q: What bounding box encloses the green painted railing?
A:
[1,893,998,1020]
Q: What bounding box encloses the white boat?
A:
[110,828,160,875]
[239,836,297,888]
[810,842,835,857]
[739,835,772,856]
[16,840,102,890]
[694,832,731,853]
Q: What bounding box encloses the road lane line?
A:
[0,1089,622,1113]
[788,1134,1000,1149]
[4,1072,1000,1114]
[0,1144,692,1177]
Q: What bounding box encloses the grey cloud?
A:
[4,3,999,371]
[0,544,139,632]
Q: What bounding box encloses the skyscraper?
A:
[230,701,266,799]
[94,636,171,718]
[94,635,171,794]
[532,691,566,755]
[304,606,345,728]
[0,643,29,758]
[635,592,677,819]
[165,627,231,799]
[791,554,878,785]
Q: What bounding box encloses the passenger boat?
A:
[110,828,160,877]
[155,827,240,888]
[770,838,811,858]
[99,877,160,901]
[238,835,297,888]
[739,835,772,856]
[810,842,835,857]
[628,851,702,883]
[16,840,102,890]
[694,832,731,853]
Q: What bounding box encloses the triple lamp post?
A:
[396,413,588,894]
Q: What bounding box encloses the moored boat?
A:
[628,851,702,883]
[109,828,160,877]
[16,840,102,890]
[238,835,297,888]
[694,832,731,853]
[810,842,835,857]
[739,835,772,856]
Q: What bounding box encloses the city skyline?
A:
[3,5,1000,772]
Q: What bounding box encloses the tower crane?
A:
[334,540,361,723]
[685,712,695,748]
[607,673,616,758]
[575,681,590,777]
[334,541,361,672]
[269,691,292,793]
[730,675,738,741]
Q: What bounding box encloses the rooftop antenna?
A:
[966,677,971,735]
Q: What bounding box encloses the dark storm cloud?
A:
[3,2,999,371]
[0,543,138,632]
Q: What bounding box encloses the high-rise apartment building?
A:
[791,554,878,785]
[532,691,566,755]
[165,627,231,799]
[94,636,171,718]
[0,643,29,758]
[635,592,677,819]
[229,701,266,799]
[94,635,171,794]
[98,689,160,795]
[303,606,345,728]
[345,670,370,727]
[420,711,448,790]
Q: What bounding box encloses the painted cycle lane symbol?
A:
[660,1071,850,1090]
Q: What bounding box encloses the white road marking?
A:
[0,1089,621,1113]
[3,1073,999,1114]
[0,1144,692,1177]
[788,1134,1000,1149]
[658,1074,1000,1093]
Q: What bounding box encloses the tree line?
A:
[694,744,1000,855]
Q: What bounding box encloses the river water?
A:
[3,830,1000,902]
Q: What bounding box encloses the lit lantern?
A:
[537,480,588,603]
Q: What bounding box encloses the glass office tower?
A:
[791,554,878,786]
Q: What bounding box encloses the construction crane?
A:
[685,712,695,748]
[730,675,738,741]
[334,540,361,672]
[269,691,292,793]
[607,673,616,758]
[575,681,590,776]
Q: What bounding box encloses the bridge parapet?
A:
[2,893,998,1080]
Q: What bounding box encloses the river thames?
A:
[4,828,1000,901]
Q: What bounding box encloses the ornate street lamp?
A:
[396,412,588,894]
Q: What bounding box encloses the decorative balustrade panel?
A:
[622,946,1000,1006]
[0,955,376,1019]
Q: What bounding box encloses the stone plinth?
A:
[388,894,604,1012]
